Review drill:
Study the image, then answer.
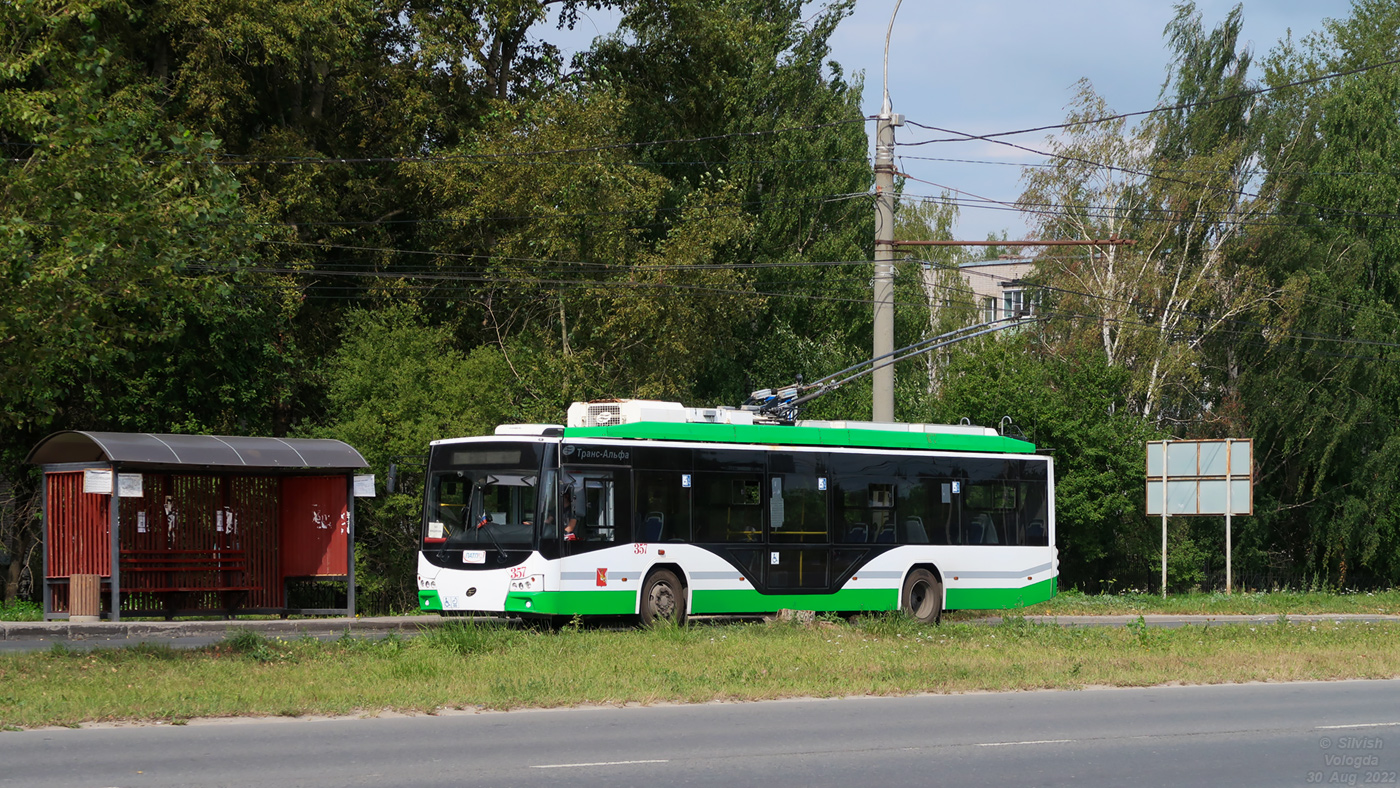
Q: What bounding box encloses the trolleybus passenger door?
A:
[766,453,832,592]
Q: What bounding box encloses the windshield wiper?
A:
[470,478,510,564]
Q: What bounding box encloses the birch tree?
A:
[1018,4,1270,424]
[893,191,972,392]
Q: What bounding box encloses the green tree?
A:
[1018,5,1271,426]
[405,91,763,411]
[1235,0,1400,586]
[0,1,263,433]
[314,305,515,610]
[582,0,873,410]
[929,337,1163,590]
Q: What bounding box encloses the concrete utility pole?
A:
[872,0,904,423]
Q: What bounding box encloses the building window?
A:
[981,296,997,323]
[1003,289,1033,318]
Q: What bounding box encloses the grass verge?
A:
[0,600,43,622]
[2,616,1398,729]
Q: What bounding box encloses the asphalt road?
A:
[3,680,1397,787]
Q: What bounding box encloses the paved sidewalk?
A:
[0,615,452,642]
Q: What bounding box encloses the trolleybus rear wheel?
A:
[640,569,686,626]
[901,569,943,624]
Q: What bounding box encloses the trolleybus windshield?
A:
[424,442,543,549]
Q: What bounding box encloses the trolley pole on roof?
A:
[872,0,904,423]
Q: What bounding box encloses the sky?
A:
[552,1,1356,242]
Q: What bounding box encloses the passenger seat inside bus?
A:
[846,523,868,543]
[966,514,989,545]
[642,512,664,542]
[975,514,1000,544]
[1026,519,1046,544]
[904,516,928,544]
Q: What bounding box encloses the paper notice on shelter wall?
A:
[354,474,375,497]
[136,512,148,533]
[118,473,143,497]
[84,469,113,494]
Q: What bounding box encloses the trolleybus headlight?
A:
[509,574,543,592]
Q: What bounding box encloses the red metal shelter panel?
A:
[280,476,349,577]
[228,476,282,607]
[117,475,285,609]
[45,471,111,578]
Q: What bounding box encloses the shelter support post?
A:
[109,465,120,622]
[346,475,356,618]
[42,472,51,619]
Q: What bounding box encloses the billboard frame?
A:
[1145,439,1253,596]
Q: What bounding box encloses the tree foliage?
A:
[1231,0,1400,586]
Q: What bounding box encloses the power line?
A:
[899,56,1400,144]
[899,154,1400,179]
[1,120,870,167]
[899,120,1400,230]
[197,242,1400,355]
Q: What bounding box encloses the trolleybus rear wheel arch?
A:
[640,568,687,626]
[901,568,943,624]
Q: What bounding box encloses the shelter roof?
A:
[26,432,368,471]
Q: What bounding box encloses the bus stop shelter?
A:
[26,432,370,621]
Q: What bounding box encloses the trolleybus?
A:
[416,400,1055,624]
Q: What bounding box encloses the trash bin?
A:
[70,574,100,622]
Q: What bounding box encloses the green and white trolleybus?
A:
[417,400,1056,624]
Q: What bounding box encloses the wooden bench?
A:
[119,549,259,619]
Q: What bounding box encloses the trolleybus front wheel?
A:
[901,569,943,624]
[640,569,687,626]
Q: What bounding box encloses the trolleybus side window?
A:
[538,472,558,541]
[692,472,763,542]
[634,470,691,542]
[936,481,961,544]
[1018,460,1051,546]
[1020,478,1050,546]
[894,477,934,544]
[560,470,630,553]
[957,458,1053,546]
[828,454,901,544]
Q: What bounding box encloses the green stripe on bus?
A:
[564,422,1036,454]
[690,588,899,614]
[945,576,1057,610]
[419,590,443,611]
[505,590,637,616]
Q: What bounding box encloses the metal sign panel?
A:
[1146,479,1252,515]
[1145,439,1253,516]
